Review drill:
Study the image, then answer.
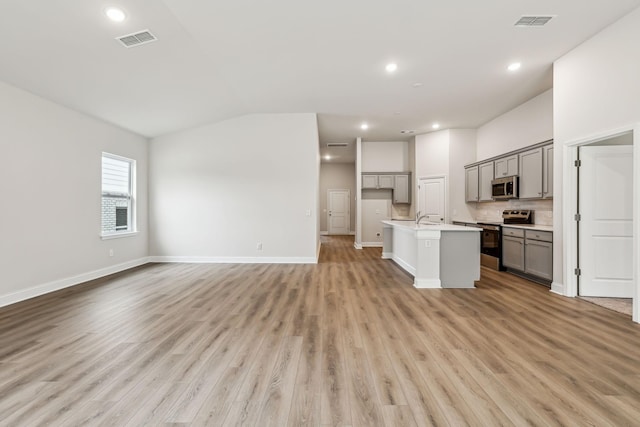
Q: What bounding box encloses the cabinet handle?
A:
[538,192,542,195]
[503,172,507,176]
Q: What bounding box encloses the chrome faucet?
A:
[415,210,428,225]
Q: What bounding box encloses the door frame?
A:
[327,189,351,235]
[562,123,640,322]
[417,175,448,224]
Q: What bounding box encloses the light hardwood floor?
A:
[1,235,639,426]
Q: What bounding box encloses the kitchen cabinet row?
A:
[502,227,553,283]
[362,172,411,204]
[465,142,553,202]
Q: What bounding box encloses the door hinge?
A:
[574,213,581,221]
[574,268,581,276]
[574,159,581,167]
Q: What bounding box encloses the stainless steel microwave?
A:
[491,175,518,200]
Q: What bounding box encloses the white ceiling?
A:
[1,0,639,164]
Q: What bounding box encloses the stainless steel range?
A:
[503,209,533,225]
[477,209,533,270]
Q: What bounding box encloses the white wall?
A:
[0,81,149,307]
[476,89,553,160]
[448,130,478,222]
[319,163,356,233]
[415,129,477,222]
[554,6,640,311]
[361,141,409,172]
[415,130,450,177]
[149,114,319,262]
[554,10,640,144]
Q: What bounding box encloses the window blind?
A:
[102,155,131,197]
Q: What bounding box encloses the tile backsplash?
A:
[475,199,553,225]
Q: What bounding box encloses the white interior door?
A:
[418,177,446,223]
[579,145,633,297]
[328,189,350,235]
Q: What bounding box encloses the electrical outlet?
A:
[256,243,263,250]
[109,249,114,257]
[376,232,381,237]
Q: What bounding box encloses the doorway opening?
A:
[327,189,351,235]
[567,128,638,322]
[417,176,447,224]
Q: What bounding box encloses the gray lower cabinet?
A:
[524,230,553,280]
[502,230,525,271]
[502,227,552,281]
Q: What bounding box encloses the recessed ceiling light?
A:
[400,130,415,134]
[105,7,126,22]
[360,123,369,130]
[412,83,423,88]
[385,63,398,73]
[432,123,440,130]
[324,155,331,160]
[508,62,522,72]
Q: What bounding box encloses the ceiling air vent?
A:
[326,143,349,147]
[116,30,157,48]
[515,16,554,27]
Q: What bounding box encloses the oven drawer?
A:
[502,227,524,238]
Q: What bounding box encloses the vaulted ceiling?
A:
[1,0,639,163]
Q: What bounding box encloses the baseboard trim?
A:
[361,242,383,248]
[0,257,151,308]
[414,278,442,289]
[320,231,329,236]
[149,256,317,264]
[381,252,393,259]
[550,281,566,296]
[317,240,322,263]
[354,242,363,250]
[391,255,416,276]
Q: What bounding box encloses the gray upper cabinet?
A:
[378,175,395,189]
[362,174,378,189]
[478,161,494,202]
[393,174,410,204]
[542,145,553,199]
[362,172,410,203]
[494,154,518,178]
[518,147,543,199]
[465,166,479,202]
[465,141,553,202]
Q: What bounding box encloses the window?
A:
[101,153,135,236]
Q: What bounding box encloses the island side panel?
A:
[439,230,481,288]
[414,229,441,288]
[382,224,393,259]
[390,226,417,276]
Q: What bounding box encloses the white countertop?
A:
[452,219,553,232]
[382,220,480,232]
[500,224,553,232]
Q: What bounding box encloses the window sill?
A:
[101,230,139,240]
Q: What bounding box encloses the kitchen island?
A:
[381,220,481,289]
